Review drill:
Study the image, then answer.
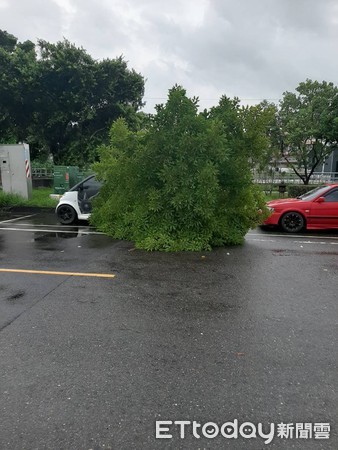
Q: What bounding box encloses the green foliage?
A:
[207,97,276,165]
[278,79,338,184]
[30,158,53,168]
[0,30,17,52]
[253,101,282,172]
[0,31,145,165]
[287,184,317,198]
[91,86,268,251]
[0,32,37,144]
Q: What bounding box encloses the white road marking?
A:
[246,237,338,246]
[5,222,97,230]
[247,238,276,242]
[0,214,36,224]
[0,226,105,235]
[293,240,326,245]
[248,232,338,241]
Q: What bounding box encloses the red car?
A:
[263,184,338,233]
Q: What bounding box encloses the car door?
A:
[308,188,338,228]
[77,176,102,214]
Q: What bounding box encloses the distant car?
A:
[263,184,338,233]
[56,175,102,225]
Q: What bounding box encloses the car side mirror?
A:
[317,196,325,203]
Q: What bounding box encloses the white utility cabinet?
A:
[0,144,32,199]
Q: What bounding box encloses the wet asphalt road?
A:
[0,212,337,449]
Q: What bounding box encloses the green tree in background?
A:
[278,79,338,184]
[0,31,36,143]
[0,30,145,165]
[0,30,17,52]
[91,86,268,251]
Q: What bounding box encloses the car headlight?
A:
[267,206,274,212]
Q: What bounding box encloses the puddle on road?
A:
[31,230,114,252]
[34,231,80,240]
[28,214,92,228]
[0,211,115,254]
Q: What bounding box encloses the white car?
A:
[56,175,102,224]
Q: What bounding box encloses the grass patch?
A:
[0,191,25,207]
[26,188,58,207]
[0,188,58,208]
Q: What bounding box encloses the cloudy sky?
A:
[1,0,338,112]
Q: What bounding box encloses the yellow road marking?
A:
[0,268,115,278]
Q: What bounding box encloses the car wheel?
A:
[280,211,305,233]
[57,205,77,225]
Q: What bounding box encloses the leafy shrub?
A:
[91,86,269,251]
[287,185,318,198]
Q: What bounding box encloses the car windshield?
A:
[70,175,95,192]
[297,185,331,201]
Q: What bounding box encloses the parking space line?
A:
[246,238,276,242]
[0,268,115,278]
[0,214,36,224]
[246,237,338,246]
[7,223,97,230]
[0,226,105,235]
[248,232,338,241]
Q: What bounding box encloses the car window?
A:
[70,175,102,193]
[82,177,102,192]
[298,185,332,201]
[323,188,338,202]
[81,176,102,199]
